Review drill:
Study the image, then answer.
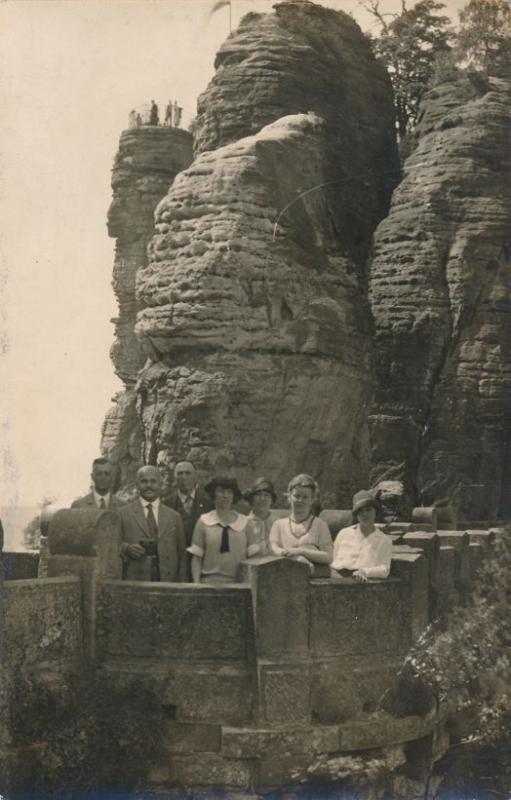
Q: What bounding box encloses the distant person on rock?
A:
[172,100,182,128]
[164,100,173,126]
[135,112,143,127]
[128,109,137,128]
[269,474,332,569]
[331,490,392,582]
[71,457,125,510]
[149,100,159,126]
[188,477,253,584]
[119,465,187,582]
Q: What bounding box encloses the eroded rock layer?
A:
[195,0,398,270]
[102,126,193,487]
[369,77,511,519]
[135,114,377,504]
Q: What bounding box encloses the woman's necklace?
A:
[288,514,314,538]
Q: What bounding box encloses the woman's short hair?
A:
[287,473,319,498]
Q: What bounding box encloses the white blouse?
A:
[331,524,392,578]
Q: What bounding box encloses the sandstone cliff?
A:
[112,1,398,505]
[102,126,193,487]
[369,76,511,519]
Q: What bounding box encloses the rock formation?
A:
[102,126,193,487]
[369,76,511,520]
[107,0,398,505]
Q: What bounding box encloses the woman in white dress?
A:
[188,477,250,584]
[331,490,392,582]
[269,474,332,568]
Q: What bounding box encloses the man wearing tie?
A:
[71,458,125,510]
[163,460,213,545]
[119,465,187,582]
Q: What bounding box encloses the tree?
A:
[361,0,454,138]
[457,0,511,77]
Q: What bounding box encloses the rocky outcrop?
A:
[196,0,398,269]
[107,126,193,383]
[119,1,398,504]
[102,126,193,487]
[369,76,511,520]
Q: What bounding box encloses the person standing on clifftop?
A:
[149,100,159,126]
[172,100,182,127]
[164,100,173,126]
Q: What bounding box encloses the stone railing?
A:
[0,508,500,795]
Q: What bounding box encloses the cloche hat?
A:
[245,477,277,504]
[352,489,378,515]
[204,476,243,502]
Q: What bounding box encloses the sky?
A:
[0,0,466,510]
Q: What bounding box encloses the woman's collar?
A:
[202,510,247,531]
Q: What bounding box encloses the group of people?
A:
[128,99,183,129]
[71,458,393,585]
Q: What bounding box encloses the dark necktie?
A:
[146,504,159,581]
[99,497,106,510]
[220,525,230,553]
[146,503,158,538]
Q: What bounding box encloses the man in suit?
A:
[163,460,213,545]
[71,457,125,510]
[119,465,187,582]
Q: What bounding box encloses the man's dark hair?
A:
[92,457,112,469]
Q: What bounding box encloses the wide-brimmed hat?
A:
[205,476,243,502]
[245,477,277,504]
[352,489,378,515]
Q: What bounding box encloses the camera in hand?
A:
[140,539,157,557]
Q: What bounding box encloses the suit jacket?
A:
[162,489,213,546]
[119,499,187,582]
[71,492,126,510]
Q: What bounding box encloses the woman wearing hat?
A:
[331,490,392,582]
[245,478,279,557]
[187,477,251,584]
[269,474,332,568]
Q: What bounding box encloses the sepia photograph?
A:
[1,0,510,797]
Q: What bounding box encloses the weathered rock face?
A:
[102,126,193,487]
[369,77,511,520]
[107,126,193,383]
[121,1,398,505]
[196,0,398,268]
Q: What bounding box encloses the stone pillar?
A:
[46,509,122,660]
[390,552,429,645]
[242,556,311,726]
[436,531,470,601]
[402,531,440,618]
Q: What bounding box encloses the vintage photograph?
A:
[1,0,510,797]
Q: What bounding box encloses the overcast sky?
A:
[0,0,465,508]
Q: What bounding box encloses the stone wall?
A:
[369,76,511,520]
[0,507,499,796]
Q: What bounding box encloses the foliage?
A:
[384,530,511,796]
[361,0,454,138]
[23,495,56,550]
[4,665,167,797]
[457,0,511,77]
